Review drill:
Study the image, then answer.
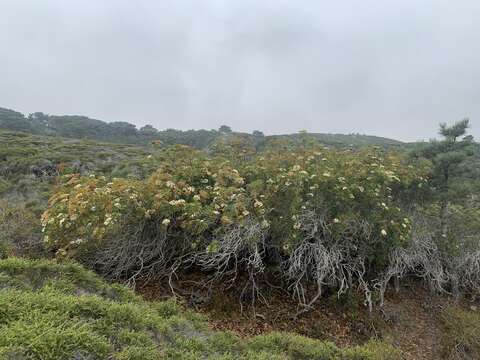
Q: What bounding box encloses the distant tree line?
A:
[0,106,404,149]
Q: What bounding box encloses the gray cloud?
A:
[1,0,479,141]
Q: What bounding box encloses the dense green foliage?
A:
[413,119,475,237]
[0,257,399,360]
[0,106,403,149]
[0,130,151,200]
[388,121,480,300]
[0,130,155,259]
[43,145,424,257]
[40,142,428,310]
[0,108,34,133]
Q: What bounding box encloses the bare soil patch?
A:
[137,277,465,359]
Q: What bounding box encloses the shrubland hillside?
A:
[1,117,479,359]
[0,130,152,202]
[0,106,403,148]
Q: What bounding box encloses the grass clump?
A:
[442,305,480,359]
[242,333,399,360]
[0,258,400,359]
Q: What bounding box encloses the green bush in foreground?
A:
[0,257,399,360]
[41,144,428,310]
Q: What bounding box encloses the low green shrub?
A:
[0,257,400,360]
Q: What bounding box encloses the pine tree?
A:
[417,119,474,238]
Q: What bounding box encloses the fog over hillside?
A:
[1,0,479,141]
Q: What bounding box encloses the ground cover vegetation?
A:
[0,257,400,359]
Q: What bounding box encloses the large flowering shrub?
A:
[42,144,429,308]
[43,146,265,253]
[244,147,426,259]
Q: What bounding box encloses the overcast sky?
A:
[1,0,479,141]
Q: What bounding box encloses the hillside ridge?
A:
[0,106,403,148]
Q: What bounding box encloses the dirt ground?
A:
[137,279,460,359]
[382,286,445,359]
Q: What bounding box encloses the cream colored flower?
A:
[162,218,171,226]
[254,200,263,208]
[235,177,245,185]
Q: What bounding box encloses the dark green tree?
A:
[417,119,474,238]
[0,108,32,132]
[252,130,264,138]
[218,125,232,134]
[139,124,158,136]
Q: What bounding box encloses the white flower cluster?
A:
[169,199,186,206]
